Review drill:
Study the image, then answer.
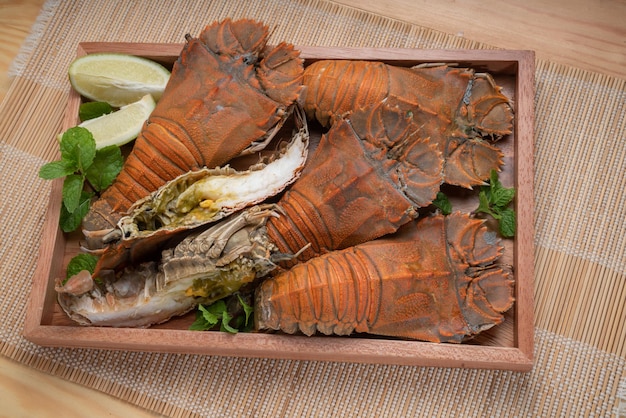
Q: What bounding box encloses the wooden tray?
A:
[24,43,535,371]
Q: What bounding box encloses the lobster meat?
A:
[82,18,304,249]
[56,205,281,327]
[90,106,309,274]
[255,212,515,343]
[302,60,513,188]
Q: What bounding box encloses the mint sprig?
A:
[79,101,113,122]
[190,294,254,333]
[475,170,516,237]
[39,126,124,232]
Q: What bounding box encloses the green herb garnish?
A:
[66,253,98,280]
[190,294,254,333]
[39,126,124,232]
[79,101,113,122]
[432,191,452,215]
[475,169,516,237]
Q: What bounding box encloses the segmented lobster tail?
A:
[256,212,515,342]
[265,103,443,263]
[303,60,389,127]
[255,244,382,336]
[82,18,304,249]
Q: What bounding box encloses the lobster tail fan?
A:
[257,42,304,105]
[462,266,515,334]
[444,212,515,335]
[464,74,514,139]
[443,138,504,189]
[199,18,268,58]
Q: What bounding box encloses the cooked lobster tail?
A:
[82,18,304,248]
[265,103,443,262]
[256,212,515,342]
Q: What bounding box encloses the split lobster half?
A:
[82,18,305,251]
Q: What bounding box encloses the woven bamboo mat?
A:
[1,0,625,416]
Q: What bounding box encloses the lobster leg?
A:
[255,212,515,342]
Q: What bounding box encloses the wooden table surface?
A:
[1,0,624,416]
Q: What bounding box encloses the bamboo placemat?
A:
[1,0,625,416]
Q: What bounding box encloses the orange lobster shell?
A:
[83,19,304,239]
[302,60,513,188]
[256,212,514,342]
[265,102,444,263]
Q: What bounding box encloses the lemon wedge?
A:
[68,53,170,107]
[75,94,156,149]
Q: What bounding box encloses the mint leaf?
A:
[86,145,124,191]
[474,170,516,237]
[59,127,96,172]
[206,300,227,315]
[62,174,84,213]
[66,253,99,279]
[39,160,76,179]
[220,310,238,333]
[189,304,222,331]
[490,169,502,192]
[498,208,516,237]
[79,101,113,122]
[476,190,492,215]
[190,296,255,333]
[189,310,212,331]
[201,303,221,325]
[237,294,254,327]
[491,187,515,209]
[432,192,452,215]
[60,190,93,232]
[41,123,124,232]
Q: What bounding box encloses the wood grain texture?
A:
[0,357,157,418]
[0,0,46,101]
[330,0,626,80]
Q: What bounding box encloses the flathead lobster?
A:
[264,102,443,263]
[302,60,513,188]
[82,19,305,249]
[255,212,514,342]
